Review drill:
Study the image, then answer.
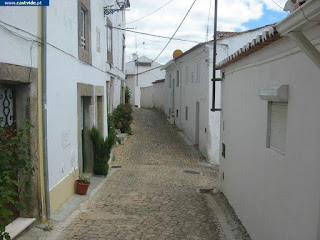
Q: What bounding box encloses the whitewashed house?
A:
[218,0,320,239]
[161,27,270,165]
[126,54,164,107]
[0,0,129,224]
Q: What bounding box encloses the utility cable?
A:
[111,26,201,43]
[153,0,198,62]
[206,0,213,41]
[127,0,175,25]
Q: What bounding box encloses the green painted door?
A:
[81,97,86,173]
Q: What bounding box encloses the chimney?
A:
[132,53,138,61]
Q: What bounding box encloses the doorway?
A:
[80,96,93,173]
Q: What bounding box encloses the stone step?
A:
[6,217,36,239]
[117,133,127,145]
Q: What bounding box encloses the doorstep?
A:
[6,217,36,239]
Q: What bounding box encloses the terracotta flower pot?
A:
[76,180,90,195]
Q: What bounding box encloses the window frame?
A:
[78,0,91,64]
[96,27,101,52]
[185,106,188,121]
[176,70,179,87]
[106,18,113,64]
[267,101,288,155]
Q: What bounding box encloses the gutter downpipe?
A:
[276,0,320,69]
[211,0,221,112]
[42,6,51,219]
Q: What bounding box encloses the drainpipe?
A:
[211,0,221,112]
[276,0,320,69]
[42,6,51,219]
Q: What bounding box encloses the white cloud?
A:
[124,0,286,64]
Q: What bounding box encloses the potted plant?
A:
[76,176,90,195]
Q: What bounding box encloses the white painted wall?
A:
[126,55,164,107]
[0,7,38,68]
[140,86,153,108]
[220,25,320,240]
[152,81,165,111]
[46,0,126,191]
[162,27,270,165]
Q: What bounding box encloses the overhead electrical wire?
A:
[206,0,213,41]
[270,0,285,11]
[153,0,198,62]
[127,0,175,25]
[112,26,201,43]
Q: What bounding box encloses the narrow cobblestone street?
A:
[27,107,249,240]
[60,107,223,239]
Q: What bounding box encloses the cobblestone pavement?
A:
[56,108,247,240]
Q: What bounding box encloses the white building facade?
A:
[162,27,270,165]
[126,54,164,107]
[218,1,320,239]
[0,0,129,220]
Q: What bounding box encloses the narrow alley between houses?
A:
[21,108,249,240]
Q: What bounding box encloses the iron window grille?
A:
[0,85,14,127]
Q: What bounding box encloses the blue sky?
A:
[242,7,288,30]
[125,0,289,64]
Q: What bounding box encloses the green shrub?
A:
[107,114,117,147]
[112,104,133,134]
[90,125,116,176]
[0,120,35,239]
[125,86,131,104]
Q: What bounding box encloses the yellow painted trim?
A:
[37,7,47,222]
[49,170,79,214]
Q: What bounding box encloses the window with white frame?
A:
[185,66,189,84]
[176,70,179,87]
[96,28,101,52]
[106,18,113,63]
[80,9,86,49]
[169,74,172,88]
[196,62,200,83]
[185,106,188,120]
[267,102,288,155]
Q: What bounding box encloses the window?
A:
[185,106,188,121]
[106,18,113,63]
[80,9,86,49]
[176,70,179,87]
[169,74,172,88]
[185,66,189,84]
[267,102,288,155]
[191,72,194,83]
[196,62,200,83]
[96,28,101,52]
[78,0,91,64]
[176,110,178,118]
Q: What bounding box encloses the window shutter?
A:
[269,102,288,155]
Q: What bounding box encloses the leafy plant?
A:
[0,120,35,239]
[112,104,133,135]
[107,114,117,147]
[90,125,117,176]
[78,176,90,184]
[125,86,131,104]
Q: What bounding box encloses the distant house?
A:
[152,79,165,111]
[218,1,320,239]
[161,27,270,165]
[126,54,164,108]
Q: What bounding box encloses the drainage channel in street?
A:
[183,170,201,175]
[111,166,122,169]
